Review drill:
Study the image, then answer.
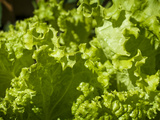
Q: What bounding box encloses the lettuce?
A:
[0,0,160,119]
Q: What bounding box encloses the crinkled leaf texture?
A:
[1,0,160,120]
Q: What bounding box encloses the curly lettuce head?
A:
[0,0,160,120]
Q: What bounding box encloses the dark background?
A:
[0,0,35,30]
